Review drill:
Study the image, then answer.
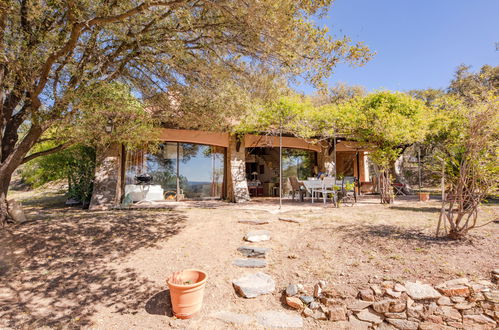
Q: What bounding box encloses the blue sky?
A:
[296,0,499,94]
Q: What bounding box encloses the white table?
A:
[301,179,339,203]
[125,184,164,202]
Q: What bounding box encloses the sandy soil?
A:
[1,192,498,329]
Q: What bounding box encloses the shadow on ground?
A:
[145,289,173,317]
[0,208,186,328]
[337,224,462,246]
[388,206,441,213]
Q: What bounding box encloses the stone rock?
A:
[446,321,465,328]
[356,308,384,324]
[451,296,466,303]
[419,322,455,330]
[328,321,352,329]
[438,306,462,322]
[406,303,425,319]
[309,301,320,310]
[65,198,81,206]
[238,219,269,225]
[373,300,394,313]
[394,283,406,292]
[386,318,419,330]
[348,315,371,329]
[286,284,299,297]
[382,281,395,289]
[463,314,497,326]
[404,281,441,300]
[436,277,469,288]
[244,230,271,242]
[314,283,322,298]
[493,269,499,275]
[455,302,475,310]
[233,259,267,268]
[484,290,499,303]
[302,308,313,317]
[437,296,453,306]
[328,304,347,321]
[386,288,402,298]
[237,246,270,258]
[299,295,314,305]
[296,283,305,293]
[371,284,384,296]
[7,199,27,223]
[212,311,254,325]
[286,296,304,310]
[437,285,470,297]
[359,288,375,301]
[426,315,444,324]
[384,312,406,319]
[232,272,275,298]
[347,299,373,311]
[318,280,327,288]
[278,217,305,223]
[389,301,406,313]
[312,310,328,320]
[377,322,398,330]
[256,311,303,328]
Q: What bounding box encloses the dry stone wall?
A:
[284,270,499,329]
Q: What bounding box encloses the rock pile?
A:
[284,274,498,329]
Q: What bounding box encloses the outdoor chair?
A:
[392,182,406,196]
[320,177,337,205]
[288,176,305,202]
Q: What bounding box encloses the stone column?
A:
[227,134,250,203]
[317,144,335,176]
[89,143,123,210]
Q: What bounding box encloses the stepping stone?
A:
[212,311,254,325]
[237,246,270,258]
[278,217,305,223]
[244,230,271,242]
[232,272,275,298]
[238,219,269,225]
[256,310,303,328]
[233,259,267,268]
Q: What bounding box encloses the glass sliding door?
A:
[179,144,224,199]
[282,148,316,194]
[125,142,225,201]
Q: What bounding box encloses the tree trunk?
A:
[0,167,14,225]
[378,170,394,204]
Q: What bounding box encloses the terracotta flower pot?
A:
[167,269,207,319]
[418,192,430,202]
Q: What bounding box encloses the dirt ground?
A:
[1,190,498,329]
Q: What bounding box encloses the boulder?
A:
[232,272,275,298]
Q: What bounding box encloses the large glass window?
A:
[282,148,315,194]
[124,142,224,201]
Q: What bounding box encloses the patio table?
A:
[301,180,324,203]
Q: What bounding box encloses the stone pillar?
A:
[89,143,123,210]
[227,134,250,203]
[317,144,335,176]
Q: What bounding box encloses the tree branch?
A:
[22,142,72,164]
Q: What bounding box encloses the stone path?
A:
[244,230,271,242]
[233,259,267,268]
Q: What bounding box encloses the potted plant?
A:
[167,269,207,319]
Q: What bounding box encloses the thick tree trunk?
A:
[0,167,14,225]
[378,170,394,204]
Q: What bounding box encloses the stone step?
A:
[278,217,306,223]
[232,272,275,298]
[238,219,270,225]
[233,259,267,268]
[244,230,271,242]
[237,246,270,258]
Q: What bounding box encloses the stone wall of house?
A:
[89,144,122,210]
[283,272,499,329]
[227,135,250,203]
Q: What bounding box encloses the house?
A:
[88,128,372,210]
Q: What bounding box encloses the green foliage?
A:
[331,91,431,168]
[56,82,157,151]
[21,144,96,204]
